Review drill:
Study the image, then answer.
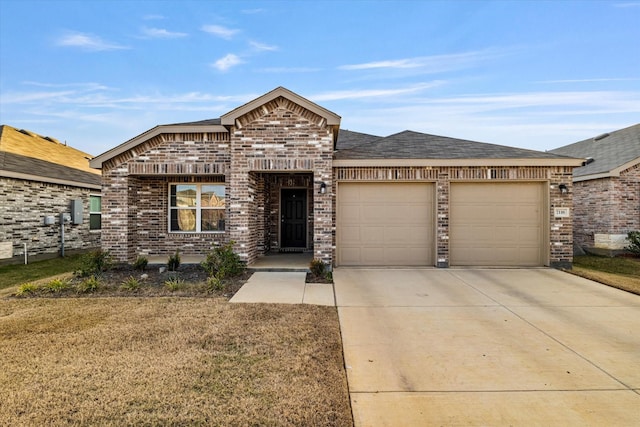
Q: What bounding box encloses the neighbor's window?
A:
[89,195,101,230]
[169,184,225,232]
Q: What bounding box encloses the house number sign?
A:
[554,207,570,218]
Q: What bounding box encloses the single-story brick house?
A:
[90,87,583,269]
[550,123,640,252]
[0,125,101,265]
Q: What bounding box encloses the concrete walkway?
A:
[230,272,334,306]
[334,268,640,426]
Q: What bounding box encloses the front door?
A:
[281,188,307,248]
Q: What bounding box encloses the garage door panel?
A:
[338,182,434,266]
[451,183,545,266]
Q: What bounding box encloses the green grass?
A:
[574,255,640,276]
[0,254,83,290]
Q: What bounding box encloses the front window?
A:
[169,184,225,232]
[89,195,101,230]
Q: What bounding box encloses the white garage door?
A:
[337,182,434,266]
[450,182,546,266]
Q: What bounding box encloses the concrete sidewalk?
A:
[335,268,640,426]
[230,271,334,306]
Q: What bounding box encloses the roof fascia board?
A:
[332,158,585,168]
[1,170,101,190]
[90,124,228,169]
[221,87,341,126]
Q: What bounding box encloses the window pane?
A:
[201,209,225,231]
[170,209,196,231]
[170,185,196,207]
[201,185,225,208]
[90,196,101,213]
[89,213,101,230]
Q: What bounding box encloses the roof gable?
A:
[550,123,640,179]
[221,86,341,128]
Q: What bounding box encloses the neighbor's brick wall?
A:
[228,96,334,265]
[101,133,231,262]
[333,166,575,268]
[0,177,99,264]
[573,163,640,249]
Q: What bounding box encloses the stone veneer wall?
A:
[573,163,640,250]
[0,177,100,264]
[228,97,334,266]
[333,165,575,268]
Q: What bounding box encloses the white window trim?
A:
[168,183,225,233]
[89,194,102,232]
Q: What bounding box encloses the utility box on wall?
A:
[70,199,83,225]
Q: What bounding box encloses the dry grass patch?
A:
[0,298,352,426]
[571,255,640,296]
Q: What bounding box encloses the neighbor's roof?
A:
[0,125,101,188]
[550,123,640,181]
[334,130,582,166]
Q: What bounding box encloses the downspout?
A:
[24,242,28,264]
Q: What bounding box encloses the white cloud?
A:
[143,14,165,20]
[249,40,278,51]
[339,49,507,74]
[536,78,640,84]
[241,8,265,14]
[141,27,188,39]
[310,82,445,101]
[56,32,129,51]
[211,54,244,71]
[201,24,240,40]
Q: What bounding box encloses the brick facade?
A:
[0,177,100,264]
[573,163,640,250]
[96,89,577,268]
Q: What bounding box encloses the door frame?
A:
[279,187,309,249]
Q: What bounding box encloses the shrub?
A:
[626,231,640,255]
[201,242,244,280]
[44,278,71,293]
[15,282,39,296]
[76,249,112,277]
[164,276,185,291]
[133,255,148,271]
[167,249,181,272]
[206,275,225,292]
[309,259,326,277]
[77,276,101,293]
[120,276,140,291]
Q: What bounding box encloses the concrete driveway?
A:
[334,268,640,426]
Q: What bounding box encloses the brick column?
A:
[436,169,450,268]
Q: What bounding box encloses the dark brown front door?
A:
[281,188,307,248]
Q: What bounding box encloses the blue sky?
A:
[1,0,639,156]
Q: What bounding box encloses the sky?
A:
[1,0,639,157]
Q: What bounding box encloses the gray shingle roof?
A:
[549,123,640,178]
[0,151,101,187]
[335,130,571,160]
[166,118,222,126]
[335,129,382,150]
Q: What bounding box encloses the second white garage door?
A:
[450,182,546,266]
[337,182,435,266]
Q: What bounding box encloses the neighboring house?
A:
[0,125,101,265]
[90,87,583,269]
[550,124,640,252]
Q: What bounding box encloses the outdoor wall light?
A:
[319,182,327,194]
[559,184,568,194]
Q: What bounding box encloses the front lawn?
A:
[572,255,640,296]
[0,298,353,426]
[0,254,83,290]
